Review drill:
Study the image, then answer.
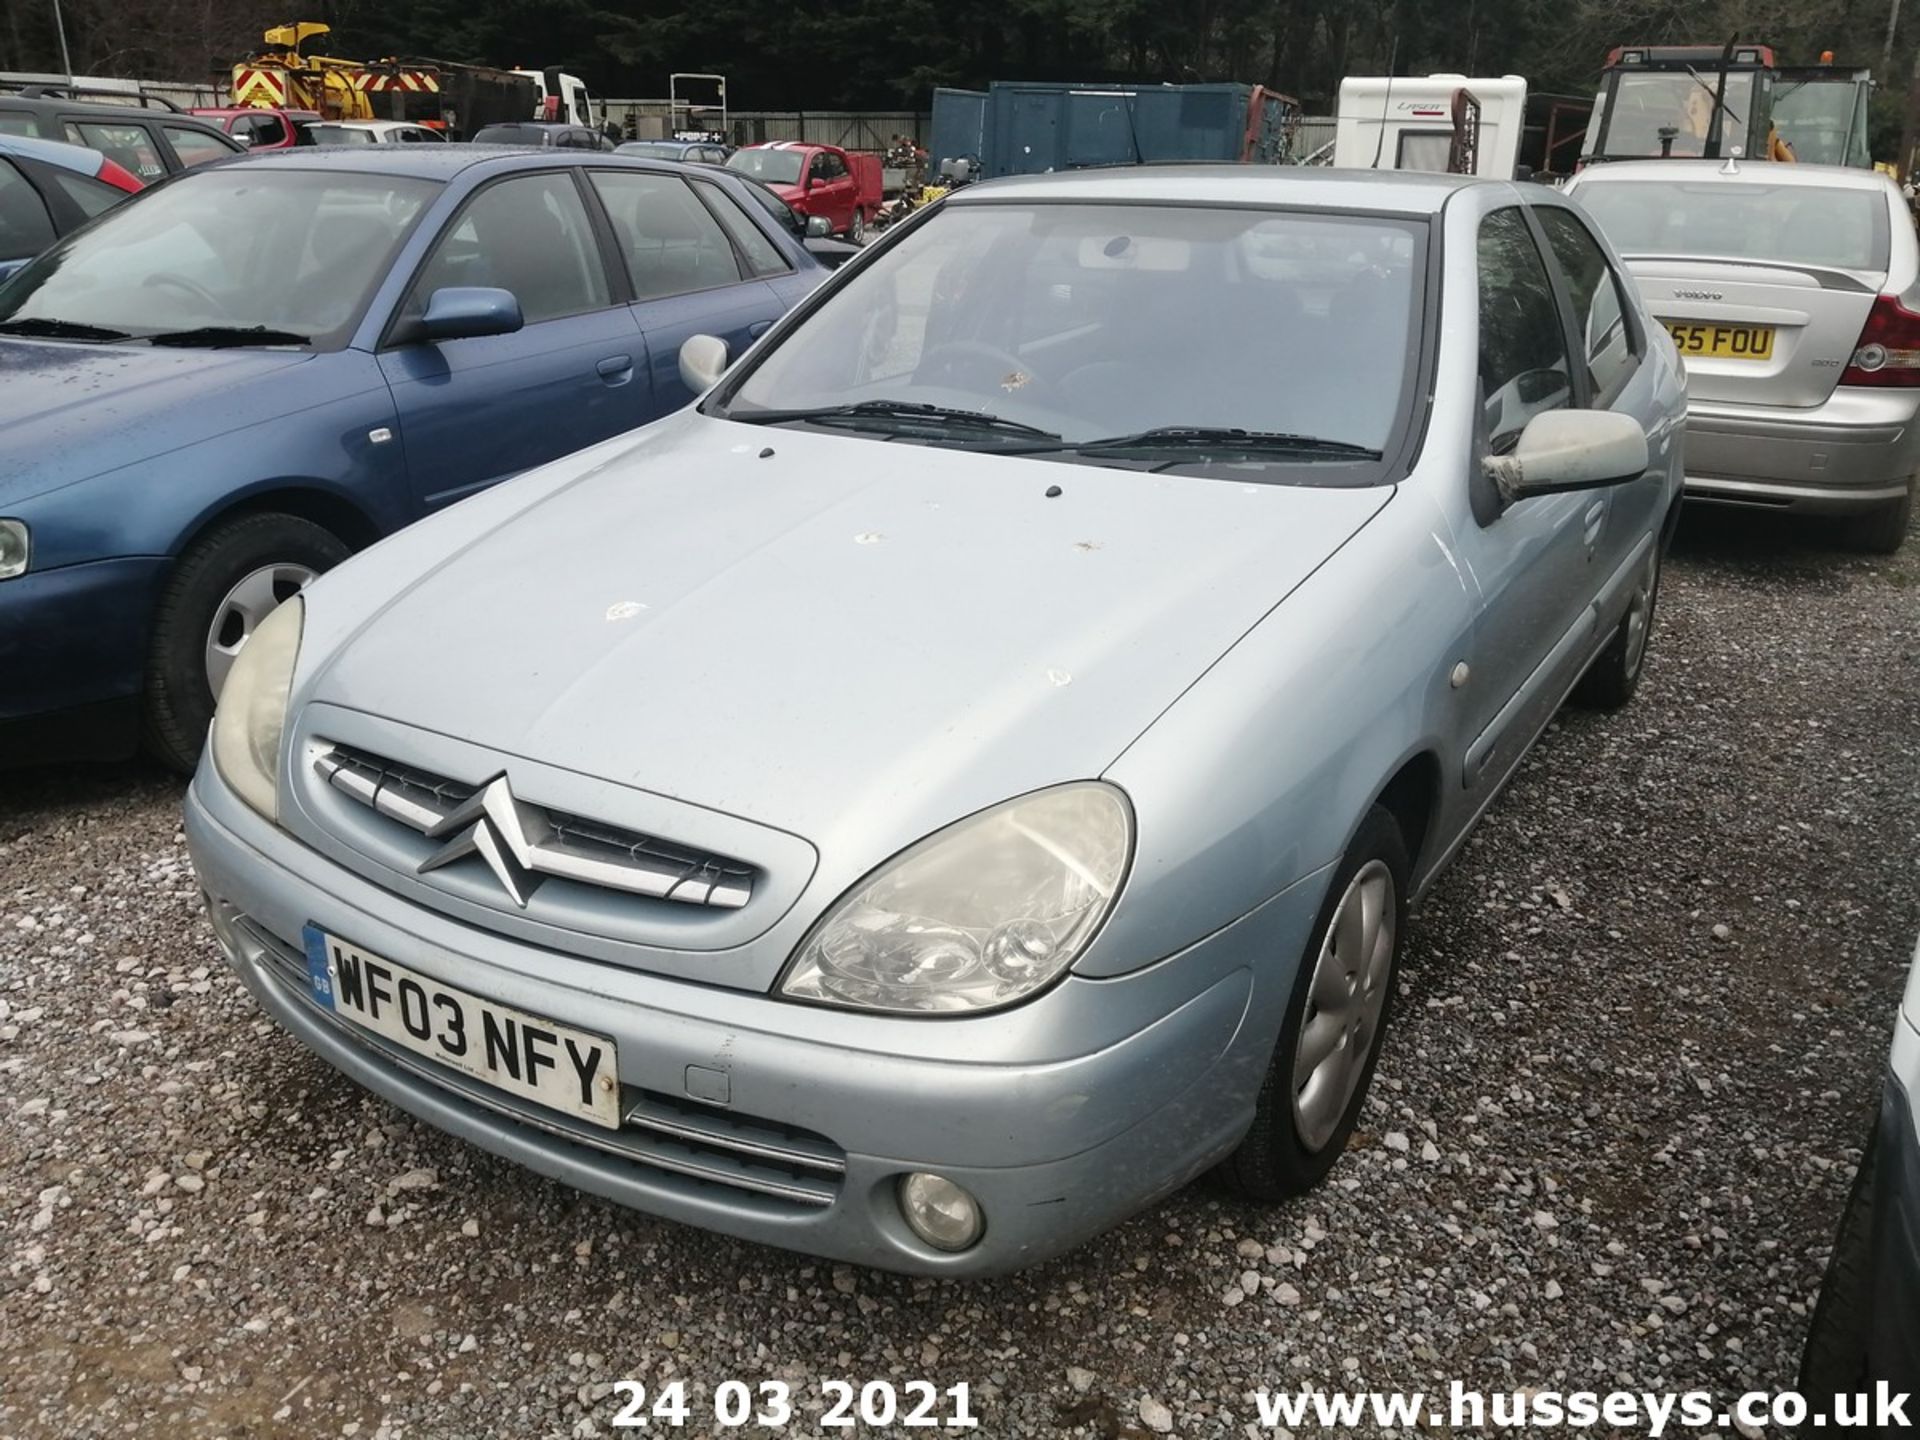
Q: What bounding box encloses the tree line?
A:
[2,0,1906,124]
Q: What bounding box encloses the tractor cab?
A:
[1583,44,1778,164]
[1582,43,1873,167]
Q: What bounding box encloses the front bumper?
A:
[185,766,1319,1276]
[1683,391,1920,514]
[0,555,163,760]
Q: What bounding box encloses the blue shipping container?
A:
[931,81,1300,179]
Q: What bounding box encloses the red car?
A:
[190,106,322,151]
[725,141,882,241]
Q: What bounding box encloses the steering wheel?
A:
[920,340,1045,392]
[144,272,226,315]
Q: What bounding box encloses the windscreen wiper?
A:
[1016,426,1384,460]
[729,399,1062,442]
[143,326,311,348]
[0,317,130,341]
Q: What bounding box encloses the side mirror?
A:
[804,213,832,238]
[418,287,523,342]
[679,333,729,392]
[1484,410,1649,503]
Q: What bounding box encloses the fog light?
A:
[898,1172,983,1252]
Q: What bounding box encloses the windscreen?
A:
[0,168,438,346]
[726,149,803,186]
[1597,72,1755,158]
[724,202,1423,459]
[1577,179,1889,271]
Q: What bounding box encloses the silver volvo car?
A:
[186,168,1687,1275]
[1567,158,1918,552]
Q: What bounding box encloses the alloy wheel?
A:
[1291,859,1397,1153]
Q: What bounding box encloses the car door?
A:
[377,169,649,511]
[1530,201,1671,565]
[1453,204,1606,796]
[585,168,790,414]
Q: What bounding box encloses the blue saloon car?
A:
[0,146,827,769]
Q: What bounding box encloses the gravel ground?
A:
[3,510,1917,1440]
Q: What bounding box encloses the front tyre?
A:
[1222,805,1409,1200]
[142,513,346,773]
[1571,542,1660,710]
[847,208,866,244]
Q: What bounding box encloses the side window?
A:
[588,170,744,299]
[696,183,792,277]
[0,111,37,137]
[41,166,130,219]
[163,125,234,167]
[1477,207,1573,454]
[809,153,830,182]
[1534,206,1637,402]
[0,159,56,257]
[237,114,289,147]
[823,153,848,180]
[407,172,611,326]
[66,121,167,181]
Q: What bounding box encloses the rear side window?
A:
[1576,180,1891,272]
[409,172,612,325]
[589,171,744,299]
[0,159,56,257]
[163,124,233,167]
[0,111,37,137]
[65,121,166,181]
[40,166,130,219]
[697,183,791,276]
[1534,207,1637,402]
[1477,207,1573,453]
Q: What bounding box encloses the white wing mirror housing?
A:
[679,334,729,393]
[1484,409,1650,503]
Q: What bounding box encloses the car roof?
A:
[1569,158,1896,191]
[0,93,227,130]
[0,130,104,174]
[947,164,1497,214]
[210,145,739,182]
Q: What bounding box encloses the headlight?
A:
[779,783,1132,1014]
[209,594,303,821]
[0,520,28,579]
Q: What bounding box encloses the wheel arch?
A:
[1370,749,1442,882]
[167,482,383,561]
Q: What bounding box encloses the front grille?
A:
[316,745,755,910]
[222,906,844,1211]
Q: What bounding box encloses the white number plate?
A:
[302,925,621,1129]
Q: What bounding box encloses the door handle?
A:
[596,354,634,385]
[1583,500,1606,546]
[749,320,774,339]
